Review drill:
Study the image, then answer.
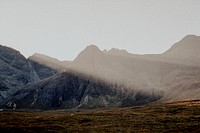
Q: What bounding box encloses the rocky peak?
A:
[0,45,40,100]
[84,45,101,52]
[0,44,28,71]
[73,45,104,63]
[107,48,130,57]
[163,35,200,58]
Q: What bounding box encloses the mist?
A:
[27,35,199,101]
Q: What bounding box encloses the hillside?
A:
[0,100,199,132]
[0,45,40,101]
[0,71,161,109]
[69,38,200,102]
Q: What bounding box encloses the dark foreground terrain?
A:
[0,100,199,133]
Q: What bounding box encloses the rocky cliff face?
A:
[0,45,40,100]
[0,72,161,109]
[29,60,57,80]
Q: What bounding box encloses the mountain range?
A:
[0,35,200,109]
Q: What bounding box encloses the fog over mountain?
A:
[29,53,70,71]
[1,71,161,109]
[0,35,200,109]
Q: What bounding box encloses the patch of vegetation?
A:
[0,100,199,132]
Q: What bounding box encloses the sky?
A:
[0,0,200,61]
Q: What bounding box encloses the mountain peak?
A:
[84,45,101,53]
[163,35,200,58]
[178,35,200,44]
[29,53,60,61]
[183,34,199,40]
[74,45,103,61]
[0,44,27,66]
[0,44,22,57]
[107,48,130,57]
[178,35,200,45]
[108,48,128,54]
[76,45,102,57]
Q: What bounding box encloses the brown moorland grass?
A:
[0,100,199,133]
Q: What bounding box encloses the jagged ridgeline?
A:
[0,35,200,109]
[0,45,160,109]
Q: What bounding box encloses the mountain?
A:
[161,35,200,66]
[0,45,39,100]
[73,45,111,66]
[163,35,200,58]
[29,59,57,80]
[69,36,200,103]
[107,48,131,57]
[1,35,200,109]
[71,45,113,78]
[29,53,70,71]
[0,45,60,101]
[0,72,161,109]
[161,76,200,102]
[104,35,200,67]
[71,44,200,87]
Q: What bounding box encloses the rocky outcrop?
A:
[0,45,40,100]
[29,59,57,80]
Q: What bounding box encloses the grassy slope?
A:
[0,100,199,133]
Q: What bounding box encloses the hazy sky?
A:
[0,0,200,60]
